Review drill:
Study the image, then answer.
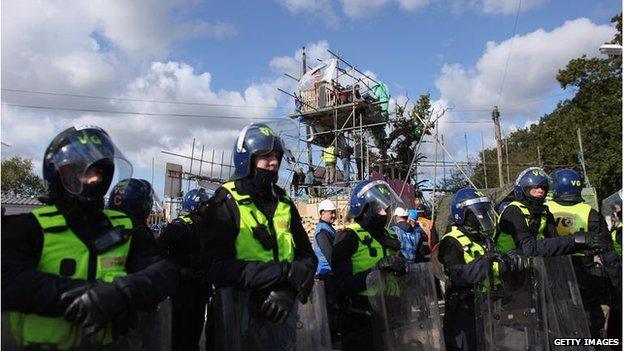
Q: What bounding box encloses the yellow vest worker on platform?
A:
[330,179,405,350]
[2,126,178,350]
[202,123,317,350]
[546,168,617,340]
[322,144,337,184]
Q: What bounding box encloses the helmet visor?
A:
[354,180,405,223]
[52,137,132,199]
[458,197,497,233]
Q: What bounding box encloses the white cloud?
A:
[426,17,615,184]
[435,18,614,116]
[278,0,546,22]
[481,0,548,14]
[276,0,340,27]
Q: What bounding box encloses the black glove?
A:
[376,255,407,276]
[283,261,315,303]
[573,232,612,251]
[499,252,529,273]
[260,289,296,324]
[378,235,402,251]
[61,281,127,336]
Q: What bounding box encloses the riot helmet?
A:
[232,123,294,180]
[182,188,213,214]
[108,178,154,223]
[551,169,583,201]
[42,126,132,206]
[513,167,550,205]
[451,187,497,236]
[347,180,405,228]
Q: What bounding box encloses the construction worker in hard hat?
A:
[391,207,421,264]
[313,198,341,347]
[314,199,338,279]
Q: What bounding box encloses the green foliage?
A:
[470,13,622,198]
[1,156,46,196]
[384,93,435,182]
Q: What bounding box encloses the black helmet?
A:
[43,126,132,205]
[108,178,154,222]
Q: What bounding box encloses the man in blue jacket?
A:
[314,199,338,278]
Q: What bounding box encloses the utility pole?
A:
[492,106,504,187]
[537,146,542,167]
[188,138,195,191]
[464,133,469,165]
[481,132,488,188]
[302,47,313,171]
[504,137,510,184]
[577,128,591,187]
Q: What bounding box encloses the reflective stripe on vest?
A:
[314,221,336,276]
[322,146,336,164]
[441,227,500,286]
[10,205,133,349]
[496,201,547,253]
[179,215,193,225]
[222,181,295,263]
[612,223,622,256]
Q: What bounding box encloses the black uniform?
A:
[2,202,179,322]
[497,202,577,256]
[438,231,492,351]
[201,177,317,350]
[203,177,317,290]
[330,225,399,351]
[159,216,207,351]
[550,199,617,339]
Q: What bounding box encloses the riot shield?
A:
[104,297,173,351]
[366,262,445,351]
[1,312,18,350]
[475,258,549,351]
[295,280,332,351]
[212,287,298,351]
[535,256,593,348]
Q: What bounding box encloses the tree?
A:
[1,156,46,196]
[383,93,435,182]
[468,13,622,198]
[437,168,470,193]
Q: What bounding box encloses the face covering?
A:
[251,168,278,191]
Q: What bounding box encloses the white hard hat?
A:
[318,199,337,213]
[393,207,408,217]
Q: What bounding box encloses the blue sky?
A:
[1,0,620,198]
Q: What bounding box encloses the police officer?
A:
[496,167,609,256]
[202,123,317,349]
[330,179,406,351]
[108,178,156,234]
[438,188,527,351]
[2,126,178,350]
[159,188,211,351]
[545,169,615,339]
